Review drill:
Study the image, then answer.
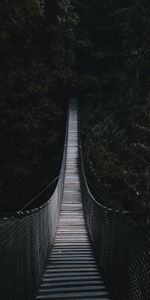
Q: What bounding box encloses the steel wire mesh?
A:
[0,124,68,300]
[79,144,150,300]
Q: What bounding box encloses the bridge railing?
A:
[79,144,150,300]
[0,122,68,300]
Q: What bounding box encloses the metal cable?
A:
[79,132,150,300]
[1,99,150,300]
[0,100,70,300]
[19,176,59,212]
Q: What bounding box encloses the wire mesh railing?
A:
[79,143,150,300]
[1,97,150,300]
[0,122,68,300]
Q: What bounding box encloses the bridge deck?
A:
[35,99,110,299]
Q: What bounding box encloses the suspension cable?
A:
[86,177,109,207]
[19,176,59,213]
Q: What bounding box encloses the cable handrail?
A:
[79,142,150,218]
[78,101,150,299]
[0,99,70,300]
[1,98,150,300]
[18,175,59,213]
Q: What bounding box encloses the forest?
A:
[0,0,150,212]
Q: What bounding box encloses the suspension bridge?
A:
[0,99,150,300]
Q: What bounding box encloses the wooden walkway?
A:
[35,99,110,299]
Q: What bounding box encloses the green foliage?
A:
[0,0,77,211]
[78,0,150,211]
[81,102,149,210]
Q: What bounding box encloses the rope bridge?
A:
[0,99,150,300]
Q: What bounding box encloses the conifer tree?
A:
[0,0,77,211]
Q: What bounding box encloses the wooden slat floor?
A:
[35,99,110,299]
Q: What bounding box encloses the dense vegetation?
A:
[0,0,77,211]
[0,0,150,212]
[78,0,150,211]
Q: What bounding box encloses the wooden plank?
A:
[36,291,109,299]
[44,269,100,274]
[40,280,104,288]
[43,271,102,278]
[38,286,108,294]
[42,276,102,282]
